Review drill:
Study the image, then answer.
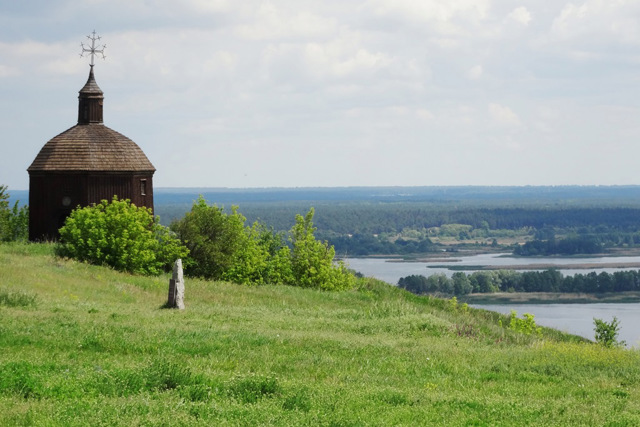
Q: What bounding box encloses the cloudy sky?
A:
[1,0,640,190]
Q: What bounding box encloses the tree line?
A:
[158,202,640,234]
[398,269,640,296]
[513,236,603,256]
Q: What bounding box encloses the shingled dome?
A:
[28,124,155,172]
[28,66,155,241]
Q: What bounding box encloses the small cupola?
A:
[77,66,104,124]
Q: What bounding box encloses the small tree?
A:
[593,317,625,348]
[287,208,355,291]
[506,310,542,336]
[223,222,292,285]
[0,185,28,242]
[0,185,9,240]
[57,197,188,275]
[171,197,255,280]
[452,272,473,295]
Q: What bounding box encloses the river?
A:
[344,253,640,285]
[345,254,640,348]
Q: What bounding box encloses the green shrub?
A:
[171,197,290,283]
[507,310,542,336]
[0,184,28,242]
[593,317,625,348]
[287,208,355,291]
[171,197,248,279]
[56,197,188,275]
[223,222,293,285]
[172,198,354,290]
[447,296,458,311]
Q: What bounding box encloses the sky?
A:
[1,0,640,190]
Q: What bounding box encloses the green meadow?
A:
[1,243,639,426]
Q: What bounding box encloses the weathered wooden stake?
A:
[167,259,185,309]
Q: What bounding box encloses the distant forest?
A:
[24,185,627,257]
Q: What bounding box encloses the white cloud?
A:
[183,0,230,14]
[508,6,532,26]
[0,40,79,77]
[203,50,237,73]
[235,4,337,40]
[365,0,491,37]
[551,0,640,44]
[467,64,483,80]
[303,37,392,79]
[330,48,390,77]
[0,64,18,78]
[367,0,490,23]
[488,103,521,126]
[416,109,435,120]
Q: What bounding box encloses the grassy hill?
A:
[1,243,639,426]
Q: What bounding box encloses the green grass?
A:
[1,243,639,425]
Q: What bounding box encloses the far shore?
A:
[353,247,640,272]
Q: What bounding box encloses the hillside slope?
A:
[1,243,639,425]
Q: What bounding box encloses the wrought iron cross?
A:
[80,30,106,66]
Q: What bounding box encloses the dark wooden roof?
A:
[28,124,155,173]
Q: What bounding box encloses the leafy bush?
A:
[593,317,625,348]
[0,185,28,242]
[507,310,542,336]
[170,197,248,279]
[223,222,292,285]
[172,198,354,290]
[288,208,355,291]
[56,197,188,275]
[171,197,289,283]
